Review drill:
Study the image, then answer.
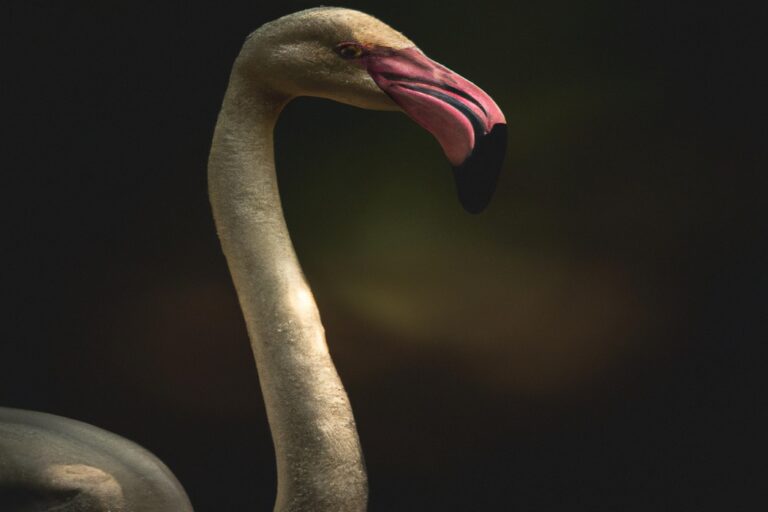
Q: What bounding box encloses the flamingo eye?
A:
[335,43,364,59]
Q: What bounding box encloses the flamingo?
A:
[0,8,505,511]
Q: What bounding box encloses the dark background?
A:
[2,1,763,510]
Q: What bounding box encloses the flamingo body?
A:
[1,8,505,511]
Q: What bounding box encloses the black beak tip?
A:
[452,123,507,214]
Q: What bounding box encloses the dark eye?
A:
[335,43,364,59]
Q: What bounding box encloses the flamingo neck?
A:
[207,67,367,511]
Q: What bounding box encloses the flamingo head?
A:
[241,7,507,213]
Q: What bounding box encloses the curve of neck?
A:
[207,68,367,512]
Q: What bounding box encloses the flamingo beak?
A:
[363,47,507,213]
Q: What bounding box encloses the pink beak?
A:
[363,47,507,213]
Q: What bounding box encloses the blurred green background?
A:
[3,0,762,510]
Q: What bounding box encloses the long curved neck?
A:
[208,65,367,512]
